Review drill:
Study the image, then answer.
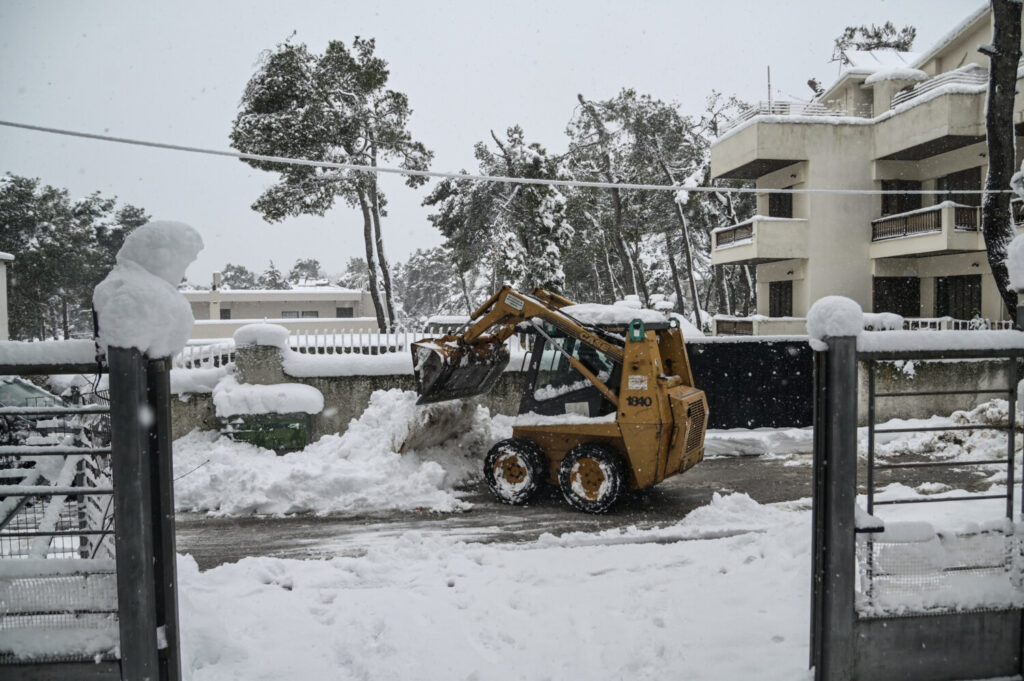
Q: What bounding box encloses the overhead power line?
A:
[0,118,1012,196]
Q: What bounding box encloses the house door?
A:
[935,274,982,319]
[872,277,920,317]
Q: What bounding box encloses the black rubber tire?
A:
[558,444,627,514]
[483,438,547,505]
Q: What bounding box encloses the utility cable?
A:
[0,118,1015,196]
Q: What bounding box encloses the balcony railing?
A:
[720,100,873,134]
[890,64,988,109]
[870,202,979,242]
[714,222,754,248]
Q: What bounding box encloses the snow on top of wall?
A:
[0,339,97,366]
[562,303,666,325]
[863,312,904,331]
[170,365,229,395]
[1007,233,1024,292]
[283,351,413,377]
[92,221,203,358]
[806,296,864,351]
[0,251,12,262]
[234,323,290,348]
[213,375,323,417]
[857,330,1024,353]
[863,67,929,85]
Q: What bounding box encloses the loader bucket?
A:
[412,336,510,405]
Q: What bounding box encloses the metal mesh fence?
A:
[856,526,1024,618]
[0,399,118,665]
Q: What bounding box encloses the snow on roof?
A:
[911,3,989,70]
[561,303,667,326]
[0,252,13,262]
[863,67,928,85]
[843,50,919,75]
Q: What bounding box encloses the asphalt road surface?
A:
[175,454,996,570]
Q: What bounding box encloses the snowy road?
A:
[175,454,994,569]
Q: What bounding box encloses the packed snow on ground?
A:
[176,492,813,681]
[93,221,203,358]
[174,389,490,515]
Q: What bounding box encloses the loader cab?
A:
[519,327,622,419]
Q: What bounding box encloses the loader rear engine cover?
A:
[410,286,708,513]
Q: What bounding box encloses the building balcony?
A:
[713,315,807,336]
[711,216,809,265]
[874,66,987,160]
[868,202,984,259]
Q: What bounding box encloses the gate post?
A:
[811,335,858,681]
[108,346,160,680]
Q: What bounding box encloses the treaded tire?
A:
[484,438,547,505]
[559,444,626,514]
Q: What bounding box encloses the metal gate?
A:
[0,345,181,681]
[811,334,1024,681]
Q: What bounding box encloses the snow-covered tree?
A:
[287,258,324,284]
[423,126,572,293]
[257,261,289,289]
[336,257,370,290]
[221,263,257,289]
[0,174,148,340]
[230,37,433,329]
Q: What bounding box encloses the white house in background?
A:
[182,272,379,340]
[709,4,1024,335]
[0,251,12,340]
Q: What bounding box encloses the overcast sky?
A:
[0,0,978,285]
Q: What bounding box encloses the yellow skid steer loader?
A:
[412,286,707,513]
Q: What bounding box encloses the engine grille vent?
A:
[686,400,705,451]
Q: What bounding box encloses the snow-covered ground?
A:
[178,492,814,681]
[165,392,1024,680]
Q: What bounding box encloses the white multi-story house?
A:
[710,4,1022,335]
[183,273,379,340]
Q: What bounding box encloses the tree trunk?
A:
[654,146,703,320]
[356,190,387,330]
[61,298,70,340]
[577,94,639,296]
[981,0,1023,322]
[714,264,729,314]
[663,227,687,314]
[368,173,396,328]
[457,270,474,315]
[742,265,755,315]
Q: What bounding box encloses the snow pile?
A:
[806,296,863,351]
[176,492,811,681]
[233,323,290,348]
[212,376,323,417]
[93,221,203,358]
[862,312,903,331]
[171,365,229,395]
[173,389,490,515]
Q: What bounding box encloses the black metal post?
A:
[147,358,182,681]
[108,346,159,680]
[813,335,858,681]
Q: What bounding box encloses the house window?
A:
[301,311,319,318]
[768,281,793,317]
[280,311,299,319]
[937,167,982,207]
[935,275,981,320]
[336,307,354,318]
[873,277,919,317]
[219,308,232,320]
[768,188,793,218]
[880,180,922,216]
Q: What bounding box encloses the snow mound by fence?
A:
[173,389,491,515]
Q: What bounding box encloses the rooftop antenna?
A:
[767,66,772,110]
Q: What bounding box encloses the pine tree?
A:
[832,22,917,65]
[287,258,324,284]
[221,263,257,289]
[230,37,433,329]
[258,261,289,290]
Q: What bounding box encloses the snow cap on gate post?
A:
[806,296,863,351]
[92,220,203,358]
